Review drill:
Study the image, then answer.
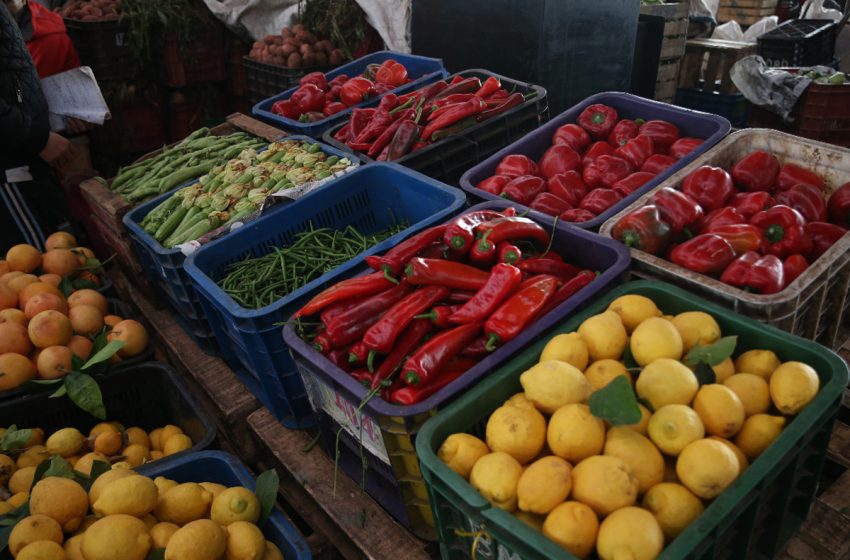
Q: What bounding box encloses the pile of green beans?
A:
[220,221,407,309]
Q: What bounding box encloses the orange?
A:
[0,308,27,326]
[72,247,95,266]
[108,319,149,358]
[0,353,36,390]
[36,345,74,379]
[38,273,62,287]
[24,292,68,320]
[67,336,93,361]
[27,310,73,348]
[69,305,104,336]
[5,274,38,294]
[18,282,63,310]
[0,261,8,275]
[67,289,107,315]
[5,244,41,273]
[41,249,80,277]
[104,315,123,328]
[0,322,32,355]
[0,282,16,310]
[45,231,77,251]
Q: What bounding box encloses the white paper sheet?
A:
[40,66,111,132]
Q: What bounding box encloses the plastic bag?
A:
[742,16,779,41]
[800,0,843,22]
[712,20,744,41]
[690,0,719,21]
[730,55,816,120]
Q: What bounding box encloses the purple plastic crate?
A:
[459,92,731,231]
[282,200,631,540]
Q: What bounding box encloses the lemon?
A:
[155,483,213,525]
[676,438,739,499]
[92,431,123,456]
[163,434,193,457]
[648,404,705,456]
[437,433,489,480]
[502,392,537,411]
[636,358,699,410]
[8,492,29,508]
[711,357,736,383]
[734,349,780,380]
[211,487,261,525]
[149,428,163,452]
[542,501,599,558]
[642,482,704,540]
[469,452,523,511]
[88,468,134,507]
[45,428,85,458]
[150,451,165,461]
[154,476,178,495]
[723,373,771,416]
[521,360,591,414]
[111,461,132,470]
[630,317,683,366]
[199,482,227,500]
[9,466,35,494]
[224,521,266,560]
[621,404,651,436]
[603,426,664,494]
[516,456,572,514]
[607,294,662,333]
[692,384,745,438]
[571,455,638,516]
[124,428,151,449]
[122,444,151,467]
[0,453,15,485]
[16,446,49,469]
[73,452,109,476]
[9,515,64,557]
[140,514,157,529]
[671,311,721,353]
[596,506,664,560]
[89,422,119,439]
[71,516,97,537]
[165,519,227,560]
[546,404,605,463]
[708,436,748,474]
[513,510,545,532]
[158,425,184,450]
[539,333,589,370]
[93,474,159,517]
[81,514,151,560]
[577,311,628,361]
[734,414,786,460]
[64,535,84,560]
[16,540,66,560]
[261,542,284,560]
[583,359,632,391]
[769,361,820,415]
[150,522,180,549]
[485,405,546,464]
[30,477,88,532]
[0,502,13,515]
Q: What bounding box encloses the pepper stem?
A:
[348,352,359,364]
[449,235,467,250]
[484,333,500,352]
[404,370,420,385]
[764,223,786,244]
[367,350,377,373]
[381,266,399,285]
[621,230,642,249]
[591,112,607,125]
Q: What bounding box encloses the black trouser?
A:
[1,165,70,253]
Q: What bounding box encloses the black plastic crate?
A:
[675,88,751,128]
[243,56,335,105]
[757,19,837,67]
[64,18,137,82]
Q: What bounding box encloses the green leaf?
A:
[622,342,639,370]
[81,340,125,370]
[637,396,655,413]
[88,460,111,483]
[684,336,738,367]
[589,376,642,426]
[146,548,166,560]
[255,469,280,527]
[71,353,85,371]
[49,384,68,399]
[0,425,32,453]
[42,455,75,479]
[694,361,717,386]
[89,331,108,359]
[0,521,14,551]
[59,276,73,298]
[72,278,99,291]
[31,458,52,487]
[64,372,107,420]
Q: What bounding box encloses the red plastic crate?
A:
[164,30,227,87]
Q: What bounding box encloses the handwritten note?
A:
[40,66,111,132]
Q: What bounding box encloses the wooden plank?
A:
[247,408,434,560]
[656,80,679,102]
[658,61,681,83]
[660,37,687,61]
[721,0,778,8]
[226,112,288,143]
[828,417,850,469]
[80,177,133,233]
[640,1,689,20]
[663,18,689,39]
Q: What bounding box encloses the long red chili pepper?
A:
[402,322,482,386]
[517,258,579,281]
[422,98,485,142]
[380,376,406,401]
[313,333,332,354]
[475,76,501,98]
[350,369,373,386]
[460,336,491,359]
[348,340,368,366]
[367,110,413,158]
[484,275,558,350]
[362,285,450,355]
[405,258,490,291]
[468,231,497,267]
[537,269,596,316]
[443,210,506,255]
[319,296,366,327]
[448,263,522,324]
[365,224,448,280]
[390,358,479,405]
[414,305,461,328]
[475,217,551,247]
[295,272,395,318]
[497,242,522,264]
[477,92,523,121]
[327,345,354,372]
[369,318,434,389]
[324,282,412,347]
[433,77,482,99]
[446,290,475,304]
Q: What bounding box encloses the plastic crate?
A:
[252,51,448,138]
[282,200,631,539]
[599,128,850,350]
[675,88,751,127]
[64,17,136,81]
[138,451,311,560]
[460,92,731,231]
[757,19,837,67]
[323,69,550,185]
[417,280,849,560]
[0,362,216,467]
[164,30,227,87]
[90,99,167,157]
[244,56,336,105]
[123,136,357,354]
[184,164,466,429]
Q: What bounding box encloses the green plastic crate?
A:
[416,280,849,560]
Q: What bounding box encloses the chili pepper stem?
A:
[544,217,558,255]
[367,350,377,373]
[348,353,359,364]
[484,333,500,352]
[381,266,399,284]
[404,370,420,385]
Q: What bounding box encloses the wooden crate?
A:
[678,38,757,94]
[718,0,779,26]
[641,1,690,102]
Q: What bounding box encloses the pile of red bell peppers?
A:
[331,74,533,161]
[270,59,412,122]
[612,150,850,294]
[472,103,706,223]
[293,208,597,405]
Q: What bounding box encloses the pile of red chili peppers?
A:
[612,149,850,294]
[270,59,412,122]
[331,74,532,161]
[473,103,706,222]
[293,208,597,405]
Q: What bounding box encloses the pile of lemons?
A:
[1,422,194,514]
[5,468,282,560]
[438,294,821,560]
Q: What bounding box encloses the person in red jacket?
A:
[5,0,80,78]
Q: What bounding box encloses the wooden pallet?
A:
[640,1,689,103]
[678,38,757,94]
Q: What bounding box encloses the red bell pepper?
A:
[390,358,477,404]
[370,318,433,389]
[612,172,655,198]
[362,285,450,355]
[640,154,677,175]
[378,93,400,112]
[483,275,558,350]
[611,205,672,255]
[682,165,735,211]
[320,296,367,327]
[552,123,591,152]
[750,205,813,258]
[295,272,396,318]
[375,59,408,86]
[615,135,654,169]
[775,163,824,192]
[560,208,596,222]
[805,221,848,259]
[475,217,551,246]
[700,207,746,232]
[271,99,299,119]
[340,76,374,107]
[582,141,615,167]
[477,175,512,196]
[495,154,539,178]
[448,263,523,324]
[783,254,809,287]
[578,104,618,140]
[530,192,572,216]
[324,283,412,348]
[668,137,703,160]
[720,252,785,294]
[579,189,623,215]
[639,120,680,153]
[313,333,333,354]
[442,210,506,255]
[652,187,703,236]
[547,171,588,206]
[705,224,764,255]
[365,224,448,279]
[402,322,483,385]
[775,183,827,223]
[291,83,326,114]
[500,175,547,205]
[827,182,850,227]
[497,242,522,265]
[731,151,780,192]
[729,191,775,219]
[299,71,328,90]
[670,234,737,275]
[323,101,347,117]
[475,76,501,98]
[329,74,349,88]
[537,269,596,317]
[582,155,634,189]
[539,145,582,179]
[405,258,490,291]
[608,119,640,147]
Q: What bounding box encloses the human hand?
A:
[39,132,74,166]
[64,117,93,135]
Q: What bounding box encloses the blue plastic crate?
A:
[252,51,448,138]
[138,451,311,560]
[122,136,359,354]
[459,92,732,231]
[184,163,466,429]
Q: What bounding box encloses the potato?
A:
[284,37,299,48]
[299,43,312,56]
[287,52,303,68]
[292,23,306,34]
[264,35,278,44]
[329,49,345,65]
[303,53,317,67]
[273,55,286,66]
[282,27,293,38]
[315,52,328,66]
[280,44,294,56]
